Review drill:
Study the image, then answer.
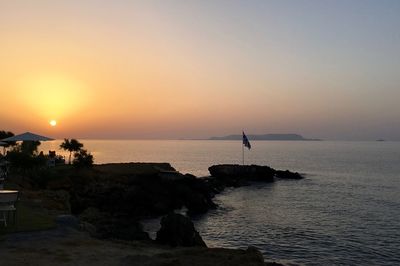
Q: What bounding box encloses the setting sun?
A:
[49,120,57,127]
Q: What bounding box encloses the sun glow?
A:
[17,73,89,120]
[49,120,57,127]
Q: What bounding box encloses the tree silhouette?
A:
[0,130,16,147]
[60,138,83,164]
[73,149,94,167]
[21,140,40,155]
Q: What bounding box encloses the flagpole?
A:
[242,130,244,165]
[242,140,244,165]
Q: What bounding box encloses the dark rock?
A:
[275,170,303,179]
[208,164,275,185]
[244,246,268,265]
[55,214,79,229]
[156,213,207,247]
[69,164,216,219]
[104,218,150,241]
[172,176,217,215]
[158,170,186,181]
[265,262,285,266]
[67,163,218,241]
[79,207,150,240]
[208,164,304,187]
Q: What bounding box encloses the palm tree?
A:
[60,138,83,164]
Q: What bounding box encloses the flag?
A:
[242,131,251,149]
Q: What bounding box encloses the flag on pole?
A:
[242,131,251,149]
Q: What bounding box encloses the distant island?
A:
[209,133,320,141]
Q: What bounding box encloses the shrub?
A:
[6,150,46,169]
[21,141,40,155]
[73,149,93,168]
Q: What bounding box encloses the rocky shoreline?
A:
[67,163,302,241]
[0,220,275,266]
[5,163,304,265]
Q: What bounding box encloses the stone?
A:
[246,246,264,262]
[275,170,303,179]
[208,164,275,184]
[208,164,304,185]
[156,213,207,247]
[55,214,79,229]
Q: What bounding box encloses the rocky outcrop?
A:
[66,163,216,241]
[275,170,303,180]
[208,164,303,187]
[78,207,150,240]
[69,165,216,218]
[208,164,275,186]
[11,162,302,245]
[156,213,207,247]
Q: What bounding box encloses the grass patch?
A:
[0,201,56,235]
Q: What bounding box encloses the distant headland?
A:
[209,133,320,141]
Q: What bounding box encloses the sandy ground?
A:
[0,226,271,266]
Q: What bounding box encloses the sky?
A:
[1,0,400,140]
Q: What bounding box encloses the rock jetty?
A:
[207,164,303,188]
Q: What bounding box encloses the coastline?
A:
[0,225,277,266]
[1,162,302,265]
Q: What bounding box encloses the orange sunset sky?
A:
[1,1,400,140]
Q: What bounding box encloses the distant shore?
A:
[208,133,321,141]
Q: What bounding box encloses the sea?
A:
[40,140,400,266]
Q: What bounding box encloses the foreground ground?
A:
[0,225,276,266]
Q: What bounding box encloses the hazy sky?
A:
[1,0,400,140]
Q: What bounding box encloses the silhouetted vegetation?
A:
[6,150,47,170]
[60,139,83,164]
[2,130,45,169]
[59,138,93,167]
[0,130,16,147]
[3,135,93,188]
[73,149,93,167]
[20,140,41,155]
[3,137,42,170]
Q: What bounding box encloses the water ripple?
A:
[195,172,400,266]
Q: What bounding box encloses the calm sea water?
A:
[40,140,400,265]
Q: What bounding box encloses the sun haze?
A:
[1,1,400,140]
[49,120,57,127]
